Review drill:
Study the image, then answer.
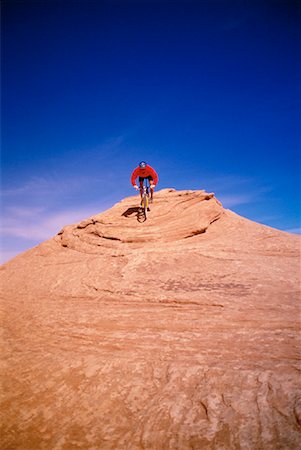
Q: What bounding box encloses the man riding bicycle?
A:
[131,161,159,202]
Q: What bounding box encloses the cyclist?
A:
[131,161,159,202]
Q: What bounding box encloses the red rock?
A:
[1,189,300,449]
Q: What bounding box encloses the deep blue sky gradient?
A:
[1,0,300,262]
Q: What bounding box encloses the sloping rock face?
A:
[1,189,300,450]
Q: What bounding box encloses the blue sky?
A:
[1,0,300,263]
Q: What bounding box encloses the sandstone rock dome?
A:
[1,189,300,449]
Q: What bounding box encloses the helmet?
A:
[139,161,147,169]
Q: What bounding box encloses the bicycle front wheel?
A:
[141,195,149,219]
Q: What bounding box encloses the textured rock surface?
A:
[1,189,300,449]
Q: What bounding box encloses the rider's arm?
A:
[149,166,159,185]
[131,168,140,186]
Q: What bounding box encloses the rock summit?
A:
[1,189,300,449]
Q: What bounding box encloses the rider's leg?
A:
[139,178,144,198]
[149,179,154,201]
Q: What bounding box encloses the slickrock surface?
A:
[1,189,300,449]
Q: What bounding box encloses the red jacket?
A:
[131,165,159,186]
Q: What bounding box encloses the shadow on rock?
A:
[122,207,141,217]
[122,207,146,223]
